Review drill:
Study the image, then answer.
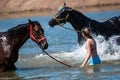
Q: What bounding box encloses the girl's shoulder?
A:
[86,38,93,43]
[86,38,95,45]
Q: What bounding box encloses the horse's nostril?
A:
[49,22,54,27]
[45,43,48,49]
[43,42,48,50]
[38,42,48,50]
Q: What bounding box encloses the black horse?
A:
[0,19,48,72]
[49,4,120,45]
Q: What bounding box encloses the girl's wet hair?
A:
[81,27,91,37]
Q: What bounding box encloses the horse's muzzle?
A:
[48,19,57,27]
[38,40,48,50]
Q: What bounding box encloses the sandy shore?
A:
[0,5,120,20]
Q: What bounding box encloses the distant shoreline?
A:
[0,4,120,20]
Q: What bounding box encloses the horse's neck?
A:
[67,11,102,44]
[7,26,29,49]
[15,34,29,49]
[68,11,100,31]
[69,14,87,30]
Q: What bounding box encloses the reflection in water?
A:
[83,65,101,79]
[85,65,100,74]
[0,71,22,80]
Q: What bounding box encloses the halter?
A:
[53,13,81,33]
[30,24,73,67]
[53,13,69,26]
[30,25,46,43]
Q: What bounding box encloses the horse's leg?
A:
[108,42,114,55]
[0,66,4,72]
[107,37,120,55]
[77,33,84,45]
[0,57,6,72]
[4,51,18,71]
[116,37,120,45]
[9,64,17,71]
[0,63,5,72]
[4,61,17,71]
[103,36,114,55]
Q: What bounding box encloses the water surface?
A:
[0,10,120,80]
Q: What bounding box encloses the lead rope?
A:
[60,24,81,33]
[30,25,73,67]
[42,49,73,67]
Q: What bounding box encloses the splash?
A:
[35,35,120,62]
[94,35,120,61]
[70,35,120,62]
[65,35,120,65]
[17,35,120,68]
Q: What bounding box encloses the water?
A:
[0,10,120,80]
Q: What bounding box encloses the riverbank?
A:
[0,4,120,20]
[0,0,120,19]
[0,0,120,13]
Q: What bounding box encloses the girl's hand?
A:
[80,65,84,67]
[79,64,84,68]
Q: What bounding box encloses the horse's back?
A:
[109,16,120,27]
[103,16,120,29]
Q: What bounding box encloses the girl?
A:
[80,27,101,67]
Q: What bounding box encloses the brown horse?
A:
[0,19,48,72]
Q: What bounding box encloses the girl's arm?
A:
[80,40,92,67]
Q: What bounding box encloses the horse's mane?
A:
[8,23,29,32]
[7,21,40,35]
[68,7,91,20]
[64,7,92,28]
[7,23,30,36]
[65,7,91,24]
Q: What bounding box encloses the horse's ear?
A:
[64,2,66,7]
[28,19,32,24]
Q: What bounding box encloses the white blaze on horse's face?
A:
[0,35,10,57]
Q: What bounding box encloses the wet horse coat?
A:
[0,20,48,72]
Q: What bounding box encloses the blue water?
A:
[0,10,120,80]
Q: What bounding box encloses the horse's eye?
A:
[62,9,65,12]
[39,29,44,33]
[39,31,42,34]
[55,14,59,18]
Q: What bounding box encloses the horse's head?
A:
[29,19,48,50]
[49,3,72,27]
[49,3,90,30]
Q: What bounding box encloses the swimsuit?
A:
[89,55,101,65]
